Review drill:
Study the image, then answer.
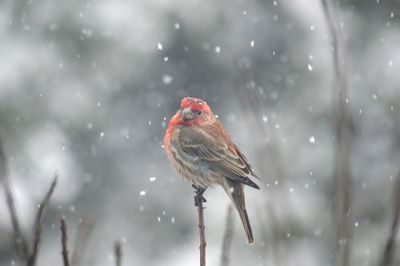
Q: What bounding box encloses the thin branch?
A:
[198,201,206,266]
[27,175,58,266]
[71,217,94,266]
[220,205,234,266]
[379,171,400,266]
[0,137,29,260]
[60,217,71,266]
[194,186,207,266]
[321,1,354,266]
[114,240,122,266]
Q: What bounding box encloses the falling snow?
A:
[162,75,174,84]
[1,1,397,265]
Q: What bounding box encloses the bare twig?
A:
[321,1,354,266]
[220,205,234,266]
[60,217,71,266]
[27,175,58,266]
[194,187,207,266]
[379,172,400,266]
[0,137,30,260]
[198,201,206,266]
[1,137,59,265]
[0,138,29,261]
[114,240,122,266]
[71,217,94,266]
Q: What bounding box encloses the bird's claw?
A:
[193,185,207,207]
[194,195,207,207]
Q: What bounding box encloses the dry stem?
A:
[0,138,29,260]
[114,240,122,266]
[379,172,400,266]
[60,217,71,266]
[27,175,58,266]
[1,138,58,266]
[194,187,207,266]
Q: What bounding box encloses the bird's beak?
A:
[181,107,194,121]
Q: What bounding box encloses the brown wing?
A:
[178,125,260,189]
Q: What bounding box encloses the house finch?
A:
[164,97,260,244]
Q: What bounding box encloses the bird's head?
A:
[171,97,214,126]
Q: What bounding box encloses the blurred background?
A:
[1,0,400,265]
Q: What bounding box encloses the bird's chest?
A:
[169,141,208,175]
[168,131,216,187]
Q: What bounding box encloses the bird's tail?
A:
[223,179,254,244]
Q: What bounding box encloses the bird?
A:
[163,96,260,244]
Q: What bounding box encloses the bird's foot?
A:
[193,185,207,207]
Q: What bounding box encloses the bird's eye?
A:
[193,110,202,116]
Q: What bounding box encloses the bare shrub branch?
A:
[0,137,29,260]
[1,137,58,266]
[27,175,58,266]
[114,240,122,266]
[193,187,207,266]
[198,200,206,266]
[60,217,71,266]
[379,172,400,266]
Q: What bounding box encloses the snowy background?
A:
[1,0,400,265]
